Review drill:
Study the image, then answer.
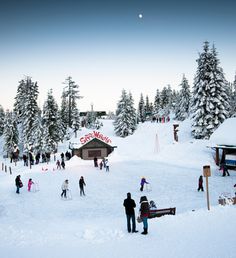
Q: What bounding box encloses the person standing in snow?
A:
[197,175,204,192]
[28,178,34,192]
[140,177,149,191]
[79,176,86,196]
[56,160,61,169]
[99,160,103,170]
[15,175,23,194]
[94,157,98,167]
[105,159,109,172]
[234,184,236,196]
[61,179,69,198]
[221,163,230,177]
[123,192,138,233]
[139,196,150,235]
[61,159,65,169]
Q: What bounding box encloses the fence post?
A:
[5,165,7,173]
[9,167,12,175]
[2,163,4,171]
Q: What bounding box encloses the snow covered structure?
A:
[69,131,117,160]
[209,118,236,166]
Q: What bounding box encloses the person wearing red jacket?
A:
[139,196,150,235]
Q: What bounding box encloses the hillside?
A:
[0,119,235,258]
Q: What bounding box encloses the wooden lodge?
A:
[69,131,117,160]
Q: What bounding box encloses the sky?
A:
[0,0,236,112]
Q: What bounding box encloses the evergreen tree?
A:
[0,105,5,136]
[3,110,18,155]
[60,89,69,131]
[145,95,150,115]
[153,89,161,115]
[14,79,27,121]
[191,42,230,139]
[41,89,60,152]
[31,111,43,153]
[175,75,191,121]
[21,77,39,146]
[63,76,82,128]
[71,106,81,137]
[230,73,236,117]
[128,92,137,132]
[138,93,146,122]
[114,89,137,137]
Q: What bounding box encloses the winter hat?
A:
[140,196,148,203]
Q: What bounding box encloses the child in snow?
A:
[198,175,204,191]
[28,178,34,192]
[140,177,149,191]
[61,179,69,198]
[99,160,103,170]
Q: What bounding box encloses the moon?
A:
[138,13,143,19]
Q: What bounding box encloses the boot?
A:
[141,228,148,235]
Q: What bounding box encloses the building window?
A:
[88,150,101,157]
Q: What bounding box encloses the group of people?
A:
[61,176,86,198]
[123,193,151,235]
[94,157,110,172]
[15,175,35,194]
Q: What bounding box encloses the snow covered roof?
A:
[209,118,236,146]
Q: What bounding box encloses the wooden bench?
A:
[148,207,176,219]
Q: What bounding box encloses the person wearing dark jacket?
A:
[79,176,86,196]
[123,193,138,233]
[198,175,204,191]
[15,175,23,194]
[139,196,150,235]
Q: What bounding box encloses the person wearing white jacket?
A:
[61,179,69,198]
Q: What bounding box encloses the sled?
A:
[145,183,152,192]
[31,182,40,192]
[148,207,176,219]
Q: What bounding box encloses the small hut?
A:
[209,118,236,168]
[69,131,117,160]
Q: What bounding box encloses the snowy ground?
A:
[0,119,236,258]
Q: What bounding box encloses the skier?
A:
[15,175,23,194]
[28,178,34,192]
[61,179,69,198]
[140,177,149,191]
[139,196,150,235]
[61,152,65,160]
[105,159,109,172]
[79,176,86,196]
[123,192,138,233]
[198,175,204,191]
